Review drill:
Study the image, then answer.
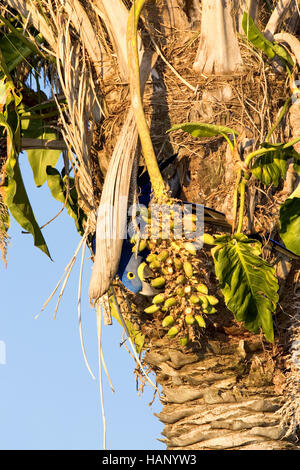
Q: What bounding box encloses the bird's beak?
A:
[139,280,161,296]
[137,261,162,296]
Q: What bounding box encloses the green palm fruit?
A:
[162,315,174,327]
[174,258,183,271]
[164,297,178,308]
[180,335,189,347]
[183,261,193,278]
[152,293,165,304]
[158,250,169,262]
[144,304,160,314]
[176,274,186,285]
[206,295,219,305]
[196,283,209,295]
[185,314,195,325]
[151,276,166,288]
[203,233,215,245]
[168,326,179,338]
[190,294,201,304]
[184,242,197,255]
[195,315,206,328]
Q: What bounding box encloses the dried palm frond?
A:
[89,50,157,304]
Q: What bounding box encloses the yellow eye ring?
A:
[127,271,135,280]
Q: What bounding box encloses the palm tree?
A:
[1,0,300,450]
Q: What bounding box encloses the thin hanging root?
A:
[96,302,107,450]
[35,232,87,320]
[78,236,96,381]
[110,286,160,396]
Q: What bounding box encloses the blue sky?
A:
[0,151,164,450]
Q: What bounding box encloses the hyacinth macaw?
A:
[92,153,299,296]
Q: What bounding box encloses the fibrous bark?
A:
[148,330,298,450]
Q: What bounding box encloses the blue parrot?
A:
[92,153,299,296]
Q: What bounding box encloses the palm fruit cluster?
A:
[130,202,219,347]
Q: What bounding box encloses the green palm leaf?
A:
[212,234,279,342]
[167,122,238,138]
[279,184,300,256]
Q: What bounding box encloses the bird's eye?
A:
[127,272,135,280]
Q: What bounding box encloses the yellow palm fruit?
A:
[198,295,209,309]
[185,213,197,222]
[146,253,158,263]
[174,258,183,271]
[132,239,147,253]
[162,315,174,327]
[151,276,166,288]
[164,297,178,309]
[183,261,193,278]
[130,233,138,245]
[195,315,206,328]
[176,286,185,297]
[149,260,161,270]
[196,283,209,295]
[180,335,189,347]
[168,326,179,338]
[184,242,197,256]
[171,241,181,251]
[203,306,217,314]
[202,233,215,245]
[147,241,156,251]
[185,307,193,315]
[185,314,195,325]
[152,293,165,304]
[158,249,169,262]
[190,294,201,304]
[206,295,219,305]
[176,274,186,285]
[144,304,160,314]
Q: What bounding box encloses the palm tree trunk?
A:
[146,319,298,450]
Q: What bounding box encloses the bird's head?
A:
[121,255,161,296]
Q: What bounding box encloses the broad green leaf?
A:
[251,148,287,186]
[167,122,238,138]
[0,114,51,258]
[46,166,85,236]
[242,12,293,66]
[21,115,61,187]
[212,234,279,342]
[0,33,33,72]
[279,184,300,255]
[251,142,299,186]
